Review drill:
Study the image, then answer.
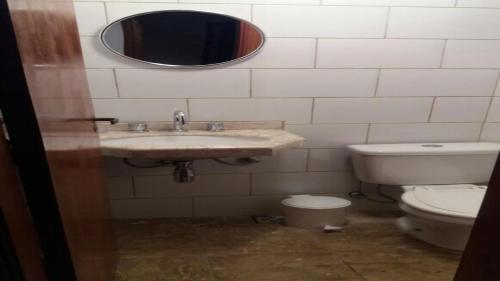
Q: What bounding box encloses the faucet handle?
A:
[207,122,224,132]
[173,111,187,123]
[128,123,148,133]
[173,110,188,132]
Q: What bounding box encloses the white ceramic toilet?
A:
[348,142,500,251]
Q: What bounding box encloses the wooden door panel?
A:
[0,128,47,281]
[2,0,117,279]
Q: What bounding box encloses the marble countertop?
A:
[98,122,304,159]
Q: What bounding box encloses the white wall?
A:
[74,0,500,218]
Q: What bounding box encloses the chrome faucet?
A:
[173,110,187,132]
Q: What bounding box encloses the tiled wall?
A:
[74,0,500,218]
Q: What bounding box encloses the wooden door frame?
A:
[0,127,48,281]
[0,0,77,279]
[0,209,26,281]
[454,155,500,280]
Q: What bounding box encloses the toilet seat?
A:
[398,184,486,250]
[401,184,486,219]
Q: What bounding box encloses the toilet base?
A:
[396,215,472,251]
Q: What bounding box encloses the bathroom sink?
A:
[99,129,304,159]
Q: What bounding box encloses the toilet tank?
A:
[348,143,500,185]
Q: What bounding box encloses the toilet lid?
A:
[282,195,351,209]
[401,184,486,219]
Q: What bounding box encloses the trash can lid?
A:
[282,195,351,210]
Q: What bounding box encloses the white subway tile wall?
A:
[116,69,251,98]
[74,0,500,218]
[111,198,193,218]
[481,123,500,142]
[488,98,500,121]
[105,3,252,22]
[368,123,483,143]
[387,8,500,39]
[92,99,188,122]
[430,97,491,122]
[189,98,313,123]
[286,124,369,148]
[457,0,500,8]
[251,172,359,195]
[377,69,498,97]
[252,6,388,38]
[442,40,500,68]
[317,39,445,68]
[105,177,135,199]
[308,149,352,172]
[312,97,433,123]
[134,174,250,198]
[230,38,316,68]
[323,0,455,6]
[252,69,379,97]
[85,69,119,98]
[73,2,106,36]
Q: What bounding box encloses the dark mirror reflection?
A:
[101,11,265,67]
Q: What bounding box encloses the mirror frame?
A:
[99,10,266,68]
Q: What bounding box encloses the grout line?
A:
[102,2,110,23]
[72,1,500,9]
[439,40,448,68]
[89,95,496,100]
[478,72,500,139]
[249,69,253,98]
[344,261,369,281]
[313,38,319,68]
[81,65,500,70]
[427,97,437,122]
[373,69,382,97]
[79,34,500,41]
[112,68,121,98]
[186,98,191,116]
[310,98,316,124]
[250,4,254,22]
[365,124,371,144]
[305,149,311,172]
[384,7,391,38]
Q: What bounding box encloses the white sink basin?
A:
[100,135,269,148]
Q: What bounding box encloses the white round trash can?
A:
[282,195,351,229]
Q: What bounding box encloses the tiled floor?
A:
[113,212,462,281]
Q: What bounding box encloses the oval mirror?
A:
[100,10,265,67]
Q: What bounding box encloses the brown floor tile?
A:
[114,219,202,258]
[115,256,215,281]
[209,254,364,281]
[197,224,331,256]
[349,262,457,281]
[394,245,462,264]
[114,218,193,236]
[112,213,461,281]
